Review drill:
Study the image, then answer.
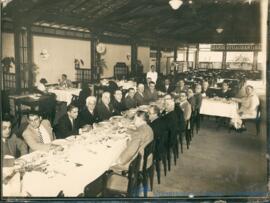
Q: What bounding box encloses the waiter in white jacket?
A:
[146,65,158,84]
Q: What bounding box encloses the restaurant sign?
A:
[211,44,261,51]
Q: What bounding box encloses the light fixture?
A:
[216,27,224,34]
[169,0,183,10]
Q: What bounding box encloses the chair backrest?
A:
[84,171,107,197]
[127,153,141,197]
[256,100,261,120]
[70,94,79,106]
[143,140,155,171]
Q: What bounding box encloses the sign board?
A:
[211,44,261,51]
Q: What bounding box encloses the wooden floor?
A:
[148,118,267,198]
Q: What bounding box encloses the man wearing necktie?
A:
[54,104,80,139]
[22,111,55,152]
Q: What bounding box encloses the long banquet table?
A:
[3,116,137,197]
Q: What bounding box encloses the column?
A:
[194,44,199,69]
[174,47,178,61]
[90,35,99,83]
[27,26,33,90]
[156,47,161,73]
[253,51,258,71]
[14,25,22,93]
[222,45,227,69]
[131,43,138,77]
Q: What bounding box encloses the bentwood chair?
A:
[104,154,142,197]
[154,130,168,184]
[141,140,155,197]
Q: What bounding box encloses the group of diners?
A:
[2,73,259,158]
[2,73,260,195]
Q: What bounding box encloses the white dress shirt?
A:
[146,71,158,84]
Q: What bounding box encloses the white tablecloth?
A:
[48,88,81,104]
[3,118,132,197]
[117,80,137,90]
[200,98,238,119]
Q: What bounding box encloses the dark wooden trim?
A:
[131,43,138,76]
[14,25,21,94]
[156,48,161,73]
[27,26,34,90]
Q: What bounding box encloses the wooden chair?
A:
[104,154,142,197]
[141,141,155,197]
[84,171,108,197]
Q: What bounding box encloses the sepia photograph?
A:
[0,0,269,201]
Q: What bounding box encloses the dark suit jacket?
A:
[217,89,232,99]
[162,111,180,146]
[194,93,202,111]
[134,92,146,106]
[124,96,137,109]
[2,133,28,158]
[174,104,186,133]
[149,117,168,159]
[202,88,211,97]
[96,102,114,121]
[78,107,98,128]
[159,84,174,94]
[111,98,126,115]
[55,114,79,139]
[144,89,158,103]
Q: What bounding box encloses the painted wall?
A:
[33,36,91,84]
[101,43,131,78]
[138,46,150,73]
[2,32,15,57]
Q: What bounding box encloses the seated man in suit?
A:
[134,83,146,106]
[201,80,211,97]
[174,79,188,94]
[111,89,125,115]
[2,115,28,158]
[55,104,80,139]
[218,82,232,99]
[110,110,154,172]
[148,105,167,168]
[177,91,192,122]
[144,81,158,104]
[160,78,174,94]
[124,88,137,109]
[194,84,203,112]
[22,111,55,152]
[78,96,98,129]
[96,91,114,121]
[59,74,73,88]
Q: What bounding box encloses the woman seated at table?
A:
[37,78,48,94]
[59,74,73,88]
[2,115,28,158]
[78,96,98,129]
[217,82,232,99]
[231,85,260,130]
[22,111,55,152]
